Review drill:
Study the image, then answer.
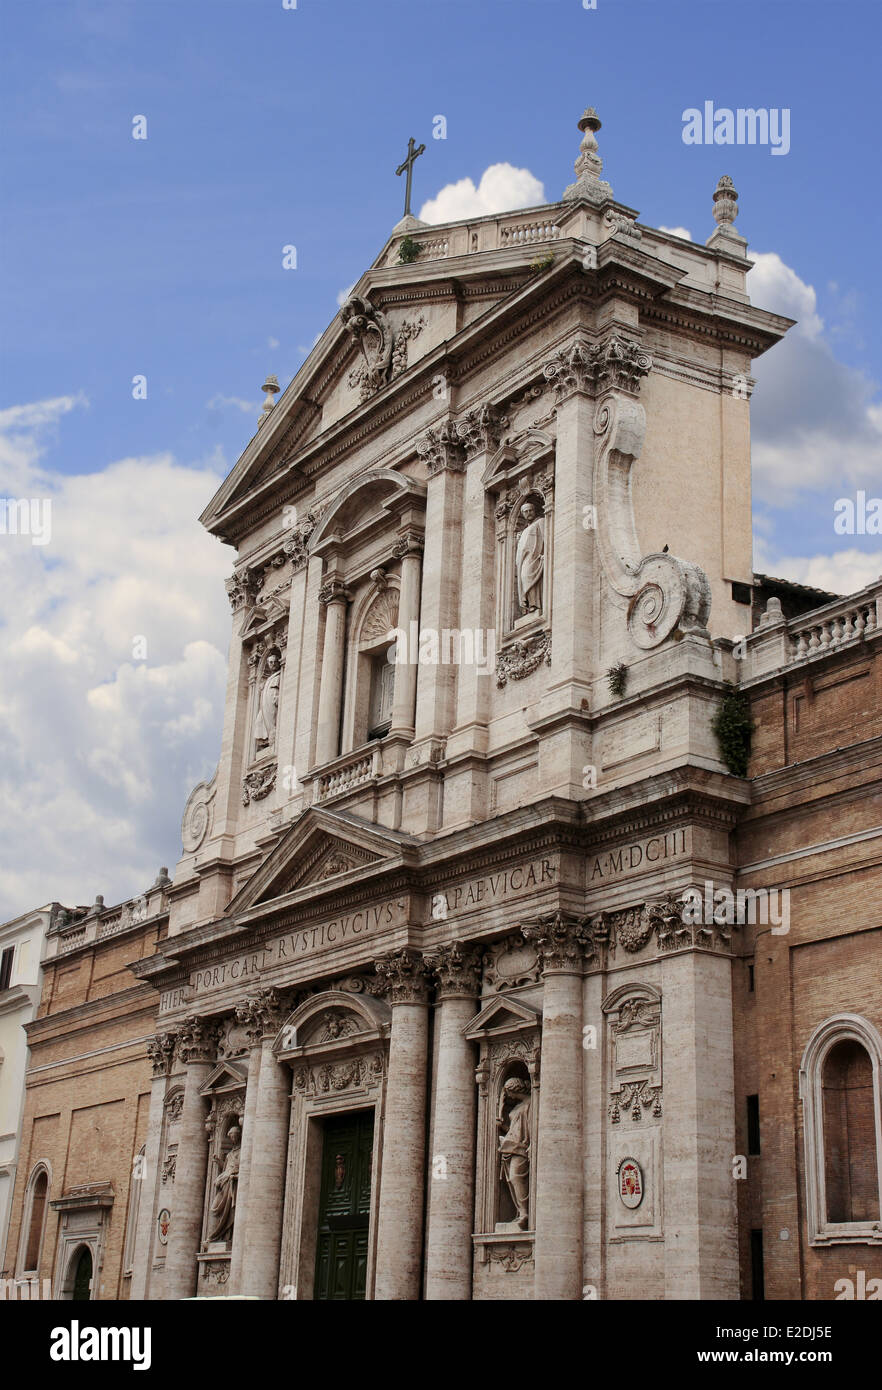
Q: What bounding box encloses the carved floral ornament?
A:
[235,987,287,1046]
[416,403,509,476]
[543,334,652,401]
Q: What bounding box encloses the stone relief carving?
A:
[147,1032,177,1077]
[482,935,541,993]
[242,764,276,806]
[605,987,663,1125]
[163,1090,184,1122]
[341,294,424,401]
[456,403,509,459]
[161,1151,177,1185]
[181,769,217,854]
[292,1051,385,1097]
[495,631,552,687]
[496,1077,532,1232]
[416,418,466,476]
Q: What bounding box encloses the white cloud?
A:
[753,544,879,598]
[658,225,692,241]
[748,253,882,501]
[0,400,232,920]
[206,392,255,415]
[419,163,545,224]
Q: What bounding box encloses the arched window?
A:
[21,1164,50,1273]
[799,1015,882,1245]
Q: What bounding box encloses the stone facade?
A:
[11,108,879,1302]
[1,875,170,1298]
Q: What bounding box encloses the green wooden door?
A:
[314,1110,374,1300]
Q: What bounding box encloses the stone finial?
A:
[258,373,280,427]
[562,105,614,205]
[712,174,739,229]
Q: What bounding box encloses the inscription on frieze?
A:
[589,830,688,883]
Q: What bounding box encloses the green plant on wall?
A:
[607,662,628,698]
[398,236,422,265]
[711,682,754,776]
[530,251,554,273]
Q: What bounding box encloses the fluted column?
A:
[163,1016,217,1300]
[237,989,290,1298]
[389,532,423,737]
[315,578,350,766]
[522,914,587,1300]
[130,1031,177,1299]
[373,949,430,1300]
[424,943,480,1300]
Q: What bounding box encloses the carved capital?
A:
[543,342,594,400]
[318,579,350,606]
[429,941,482,999]
[392,531,425,560]
[374,947,431,1005]
[416,419,467,475]
[521,912,590,974]
[456,403,508,459]
[590,334,652,397]
[176,1015,219,1065]
[147,1032,178,1078]
[236,987,287,1045]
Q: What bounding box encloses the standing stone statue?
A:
[515,502,544,614]
[496,1076,531,1231]
[253,650,281,752]
[208,1125,241,1243]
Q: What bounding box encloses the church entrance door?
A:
[314,1109,374,1300]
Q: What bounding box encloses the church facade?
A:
[125,110,882,1301]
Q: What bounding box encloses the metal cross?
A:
[395,137,425,218]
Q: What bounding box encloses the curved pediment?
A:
[273,988,391,1059]
[309,469,427,555]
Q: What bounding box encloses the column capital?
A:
[146,1030,179,1078]
[429,940,482,999]
[455,401,508,459]
[318,578,351,606]
[236,987,288,1046]
[543,334,652,403]
[522,912,591,974]
[175,1014,219,1065]
[392,530,425,559]
[416,418,467,475]
[374,947,431,1005]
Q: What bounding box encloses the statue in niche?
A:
[495,1076,531,1231]
[253,649,281,754]
[515,501,544,615]
[208,1125,241,1243]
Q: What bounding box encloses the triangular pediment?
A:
[227,807,420,918]
[199,1059,248,1097]
[463,994,541,1042]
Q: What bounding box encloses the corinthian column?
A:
[130,1031,177,1299]
[424,942,481,1300]
[236,989,290,1298]
[163,1016,217,1300]
[373,949,430,1300]
[522,914,587,1300]
[389,532,423,738]
[315,578,350,766]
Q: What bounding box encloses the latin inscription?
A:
[589,830,688,882]
[436,858,556,917]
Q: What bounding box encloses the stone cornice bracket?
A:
[374,947,431,1005]
[176,1015,219,1065]
[455,402,509,459]
[428,941,482,999]
[318,578,351,606]
[236,987,287,1046]
[416,418,467,476]
[592,388,711,649]
[147,1031,178,1078]
[392,531,425,559]
[521,912,591,975]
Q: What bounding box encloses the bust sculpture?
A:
[253,650,281,753]
[496,1076,531,1231]
[515,502,544,614]
[208,1124,241,1243]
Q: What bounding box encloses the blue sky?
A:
[1,0,880,917]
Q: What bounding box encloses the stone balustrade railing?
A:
[314,745,381,803]
[739,579,882,682]
[57,926,87,955]
[385,207,563,266]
